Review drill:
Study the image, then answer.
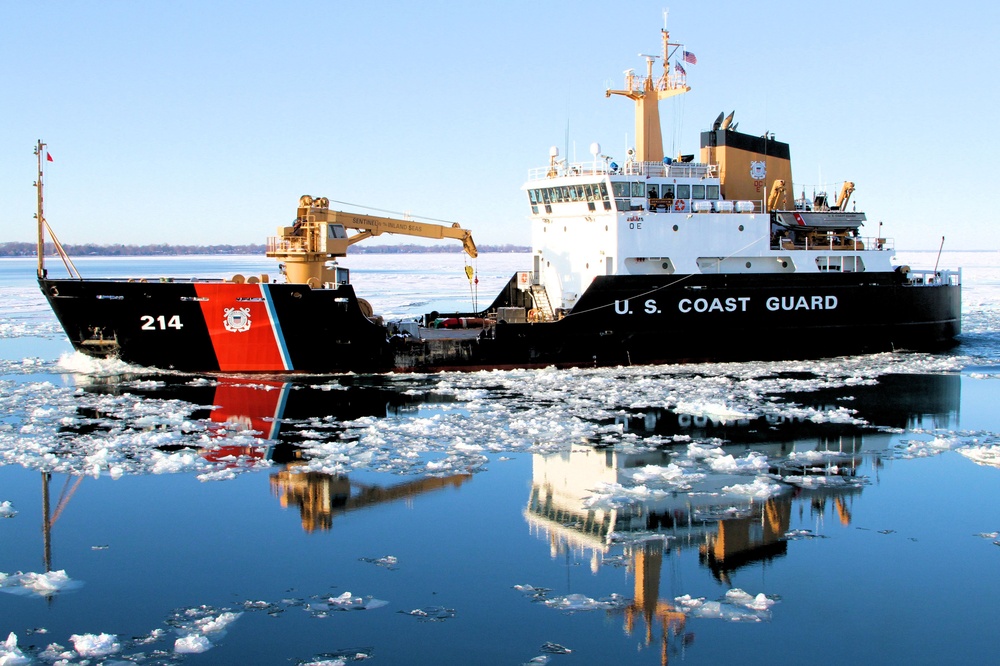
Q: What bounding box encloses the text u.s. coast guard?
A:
[613,295,839,315]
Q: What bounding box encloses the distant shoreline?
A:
[0,242,530,258]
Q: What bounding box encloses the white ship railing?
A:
[528,160,717,181]
[906,268,961,286]
[771,236,898,256]
[794,235,891,252]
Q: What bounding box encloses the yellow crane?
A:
[835,181,855,211]
[267,195,477,286]
[767,179,786,211]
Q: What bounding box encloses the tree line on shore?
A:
[0,242,529,257]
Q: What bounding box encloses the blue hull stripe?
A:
[260,284,293,371]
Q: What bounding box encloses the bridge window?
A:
[707,184,720,199]
[692,184,705,199]
[631,182,645,197]
[612,182,630,198]
[676,184,690,199]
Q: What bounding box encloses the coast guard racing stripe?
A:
[193,283,293,372]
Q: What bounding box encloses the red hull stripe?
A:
[193,283,289,371]
[208,379,288,439]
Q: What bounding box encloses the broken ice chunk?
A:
[543,593,627,613]
[541,642,572,654]
[70,632,121,658]
[326,591,388,611]
[359,555,399,570]
[174,634,212,654]
[400,606,456,621]
[0,569,81,597]
[1,633,30,666]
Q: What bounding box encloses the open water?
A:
[1,251,999,665]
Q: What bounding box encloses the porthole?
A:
[781,261,788,268]
[586,263,589,269]
[672,225,679,232]
[738,224,745,232]
[662,262,669,270]
[746,261,752,268]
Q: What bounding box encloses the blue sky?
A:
[2,0,997,250]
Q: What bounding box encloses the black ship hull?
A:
[40,270,960,374]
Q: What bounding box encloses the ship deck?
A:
[418,327,484,341]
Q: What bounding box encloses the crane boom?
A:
[835,181,855,211]
[267,195,477,286]
[322,209,478,258]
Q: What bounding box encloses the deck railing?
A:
[528,160,717,181]
[906,268,962,286]
[778,235,892,252]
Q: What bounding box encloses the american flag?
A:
[682,51,697,64]
[674,61,686,75]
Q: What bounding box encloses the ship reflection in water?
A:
[193,377,475,533]
[17,369,972,664]
[270,469,472,533]
[524,373,959,661]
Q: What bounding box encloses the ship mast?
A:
[35,140,46,278]
[605,29,690,163]
[33,141,81,280]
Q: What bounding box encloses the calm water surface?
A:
[1,253,999,665]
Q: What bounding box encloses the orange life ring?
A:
[674,199,686,211]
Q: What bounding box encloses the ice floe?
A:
[399,606,456,621]
[175,633,213,654]
[675,588,777,622]
[1,633,30,666]
[722,475,785,499]
[70,632,121,657]
[359,555,399,570]
[960,445,1000,468]
[542,593,629,613]
[324,591,388,611]
[540,642,572,654]
[0,569,81,597]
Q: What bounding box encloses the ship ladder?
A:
[529,285,554,322]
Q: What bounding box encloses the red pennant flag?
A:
[46,152,53,162]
